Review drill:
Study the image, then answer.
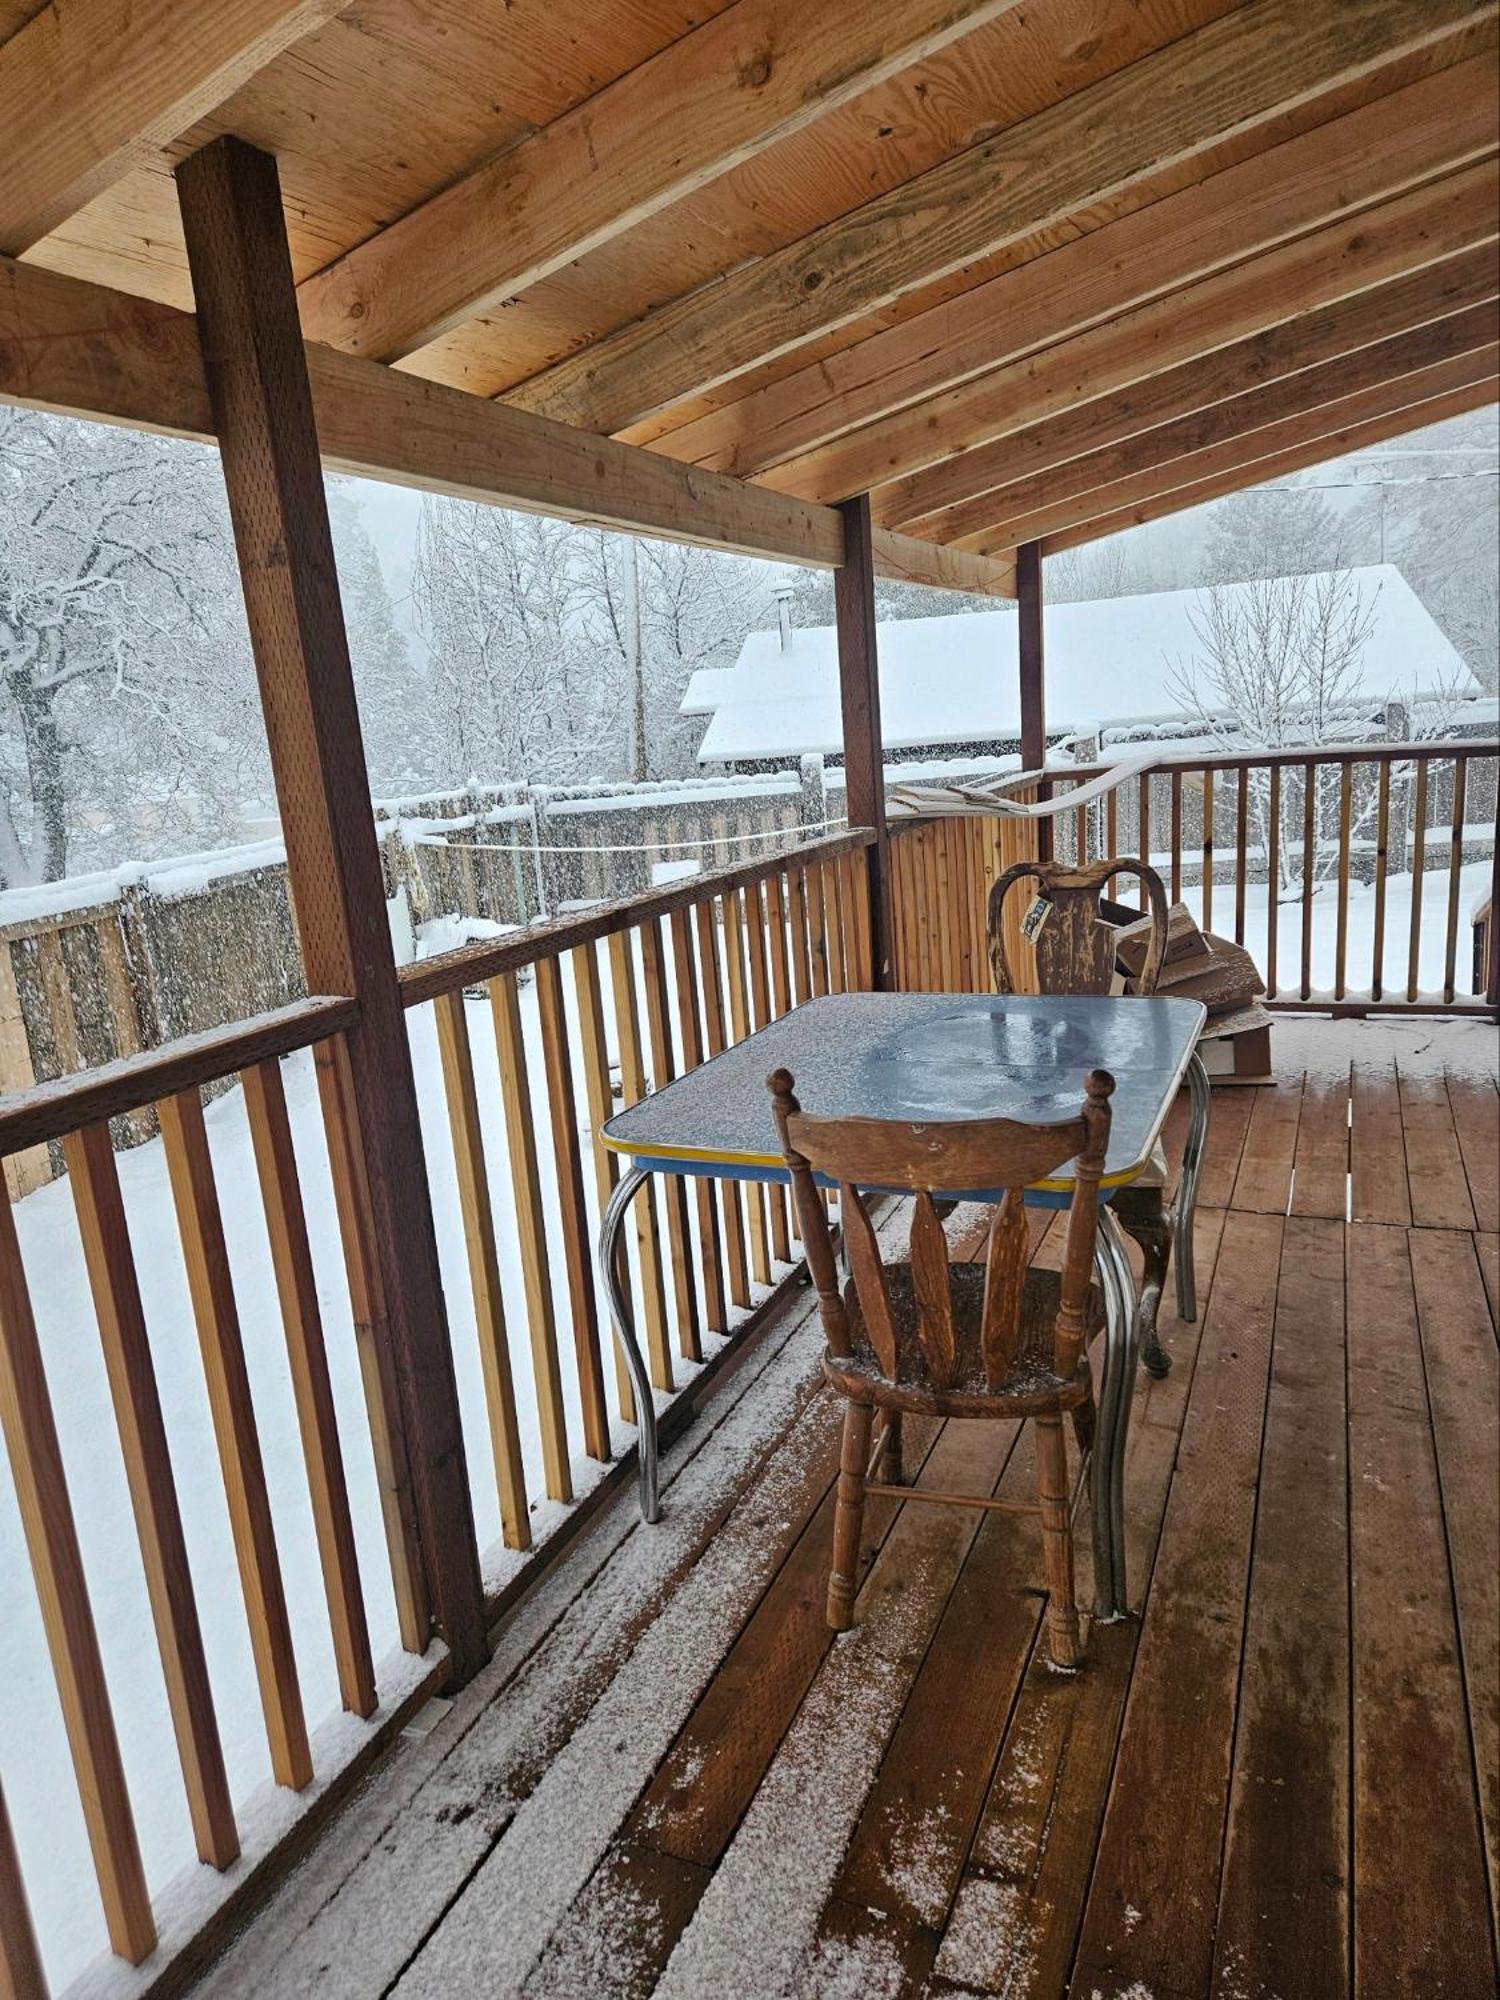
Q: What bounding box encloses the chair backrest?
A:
[767,1067,1113,1394]
[988,856,1168,998]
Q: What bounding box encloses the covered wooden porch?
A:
[0,1,1497,1994]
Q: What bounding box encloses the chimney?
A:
[774,583,793,654]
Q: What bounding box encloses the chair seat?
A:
[823,1260,1102,1418]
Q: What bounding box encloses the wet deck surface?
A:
[206,1017,1499,2000]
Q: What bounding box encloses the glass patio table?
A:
[599,991,1208,1620]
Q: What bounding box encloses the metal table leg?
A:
[1174,1050,1212,1323]
[597,1164,661,1523]
[1091,1203,1141,1623]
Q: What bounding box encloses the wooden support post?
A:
[834,495,892,989]
[1017,540,1051,863]
[175,137,487,1682]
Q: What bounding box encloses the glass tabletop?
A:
[601,992,1205,1192]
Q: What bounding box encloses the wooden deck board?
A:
[201,1024,1499,2000]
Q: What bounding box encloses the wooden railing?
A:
[890,741,1499,1013]
[0,831,873,1993]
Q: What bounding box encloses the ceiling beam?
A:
[1038,376,1499,555]
[0,0,345,254]
[500,0,1494,436]
[646,54,1499,480]
[0,252,1012,598]
[937,304,1500,551]
[973,343,1497,553]
[295,0,1023,364]
[852,177,1498,529]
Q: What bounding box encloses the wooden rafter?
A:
[860,203,1499,531]
[644,54,1499,480]
[937,307,1500,552]
[971,343,1498,555]
[0,0,345,254]
[295,0,1024,363]
[1039,374,1499,556]
[0,253,1012,596]
[499,0,1494,436]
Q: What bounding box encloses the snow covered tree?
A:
[1045,537,1158,603]
[0,409,265,886]
[1200,481,1345,585]
[328,485,430,797]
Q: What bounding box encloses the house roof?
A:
[691,565,1478,764]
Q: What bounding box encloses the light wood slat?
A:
[1301,764,1317,1001]
[1333,763,1355,999]
[650,55,1498,480]
[60,1121,240,1864]
[980,1188,1029,1389]
[607,930,676,1387]
[638,919,705,1360]
[693,900,752,1312]
[1234,768,1249,947]
[668,908,729,1334]
[571,942,636,1423]
[821,861,847,995]
[490,971,573,1503]
[786,868,814,1007]
[804,864,830,999]
[910,1192,957,1387]
[1201,768,1216,935]
[1138,773,1153,898]
[743,880,791,1265]
[241,1060,376,1720]
[840,1188,898,1378]
[0,0,343,254]
[311,1037,430,1649]
[0,1186,155,1963]
[431,989,530,1549]
[1267,765,1282,998]
[506,0,1485,437]
[762,873,803,1244]
[1170,769,1184,905]
[1444,756,1468,1005]
[1407,756,1430,1001]
[533,954,611,1462]
[720,890,772,1290]
[0,1775,45,1999]
[157,1086,310,1791]
[296,0,1023,362]
[1372,762,1393,999]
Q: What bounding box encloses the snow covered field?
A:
[1,859,1489,1986]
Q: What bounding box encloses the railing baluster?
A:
[762,873,801,1243]
[1234,767,1248,947]
[721,889,771,1289]
[804,863,830,998]
[1371,762,1392,1002]
[694,899,751,1310]
[638,919,704,1362]
[158,1086,311,1790]
[1200,767,1214,934]
[1106,781,1118,862]
[242,1061,376,1718]
[1073,790,1089,872]
[606,931,676,1386]
[743,881,791,1264]
[668,908,728,1332]
[61,1121,240,1862]
[1407,756,1430,1002]
[0,1191,156,1964]
[533,954,610,1462]
[1266,764,1281,1000]
[491,969,573,1501]
[1301,760,1317,1001]
[787,867,814,1004]
[573,941,636,1423]
[1443,754,1467,1006]
[432,989,531,1548]
[1170,768,1183,906]
[0,1776,46,1996]
[313,1036,430,1649]
[1333,763,1354,1002]
[821,859,847,993]
[1138,770,1152,880]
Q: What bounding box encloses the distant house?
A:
[683,565,1479,772]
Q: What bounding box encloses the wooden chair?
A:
[768,1065,1114,1669]
[987,856,1174,1378]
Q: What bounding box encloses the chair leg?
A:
[1116,1191,1171,1379]
[1071,1386,1096,1460]
[883,1409,904,1485]
[1034,1414,1084,1668]
[827,1402,873,1631]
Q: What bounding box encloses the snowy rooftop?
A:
[690,566,1475,764]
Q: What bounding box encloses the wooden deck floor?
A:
[205,1016,1498,2000]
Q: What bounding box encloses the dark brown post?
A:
[175,138,488,1682]
[1017,540,1051,863]
[834,495,892,988]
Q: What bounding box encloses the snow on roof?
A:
[691,566,1475,764]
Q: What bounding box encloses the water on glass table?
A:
[601,992,1205,1192]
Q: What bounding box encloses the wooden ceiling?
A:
[1,0,1496,588]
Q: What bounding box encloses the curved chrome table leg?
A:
[1174,1051,1212,1324]
[1091,1203,1141,1622]
[597,1164,661,1523]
